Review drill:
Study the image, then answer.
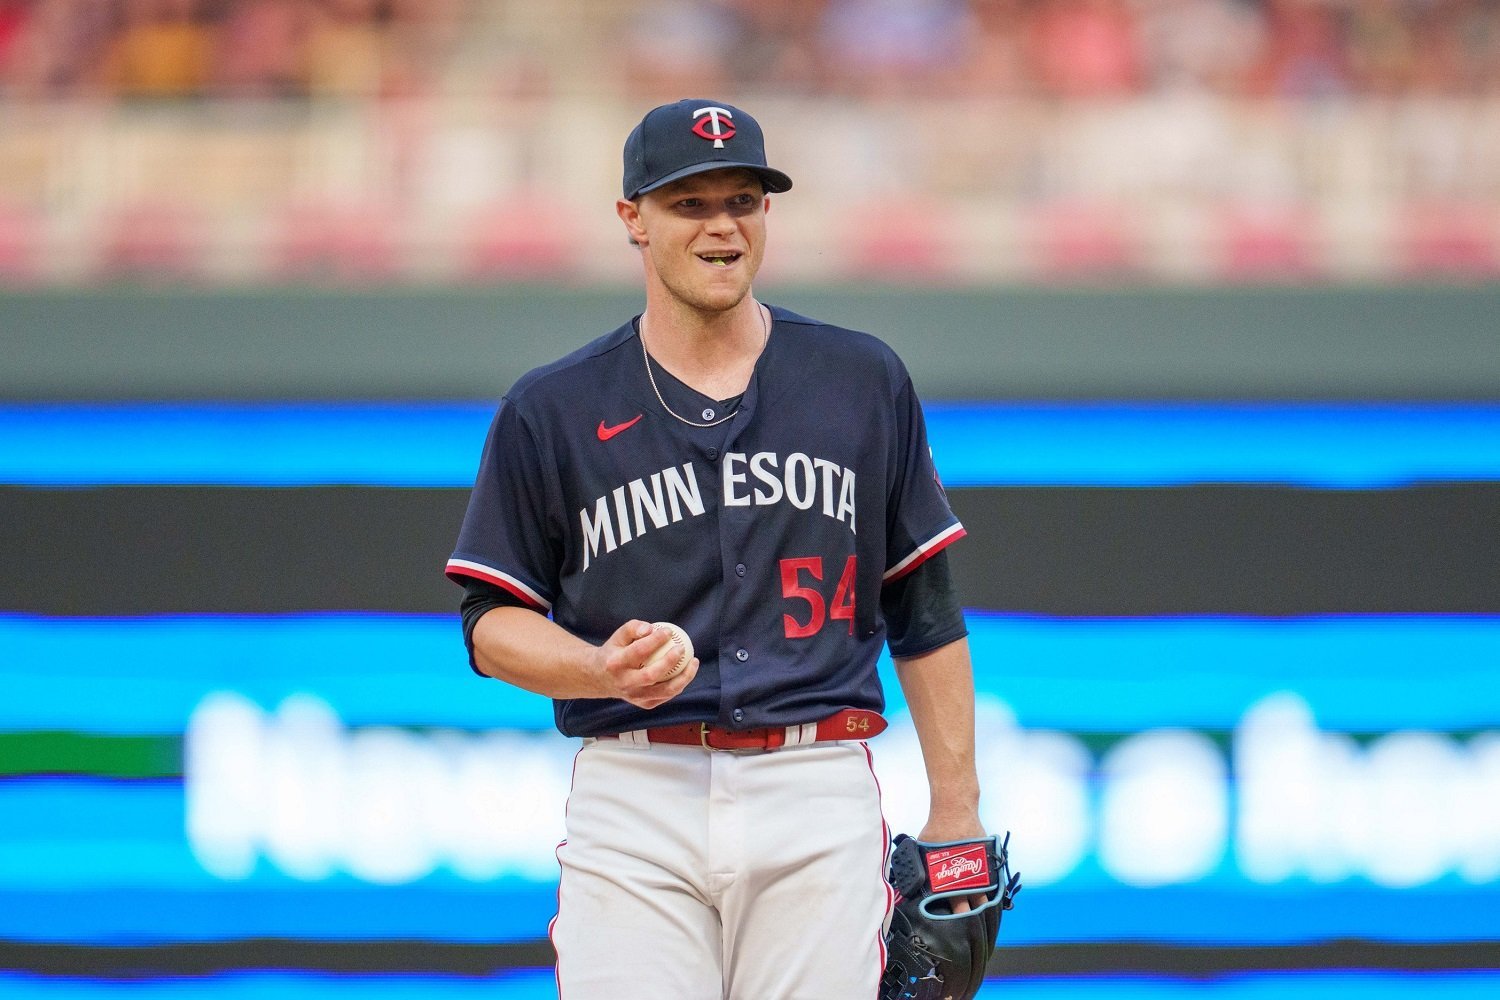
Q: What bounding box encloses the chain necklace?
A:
[641,304,769,429]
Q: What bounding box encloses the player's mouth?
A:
[696,251,742,268]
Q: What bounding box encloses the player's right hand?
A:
[597,620,699,710]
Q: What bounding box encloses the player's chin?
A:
[694,263,756,298]
[690,282,753,314]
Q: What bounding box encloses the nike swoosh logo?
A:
[597,414,643,441]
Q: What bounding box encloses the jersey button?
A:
[702,408,716,421]
[732,709,745,724]
[706,447,719,461]
[735,563,746,577]
[735,648,749,662]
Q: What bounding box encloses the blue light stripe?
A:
[985,973,1500,1000]
[3,612,1497,734]
[0,613,551,734]
[2,402,1499,488]
[960,611,1500,730]
[0,971,558,999]
[0,779,186,844]
[0,884,558,945]
[0,402,487,488]
[0,881,1494,946]
[11,972,1500,1000]
[3,973,1500,1000]
[926,401,1500,488]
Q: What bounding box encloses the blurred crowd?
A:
[0,0,465,100]
[1,0,1498,104]
[629,0,1500,100]
[0,0,1495,285]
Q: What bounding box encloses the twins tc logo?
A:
[692,106,735,148]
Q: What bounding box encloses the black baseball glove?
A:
[879,832,1022,1000]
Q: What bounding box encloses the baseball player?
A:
[447,99,990,999]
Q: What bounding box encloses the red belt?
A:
[605,708,887,751]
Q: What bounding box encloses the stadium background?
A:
[2,1,1499,998]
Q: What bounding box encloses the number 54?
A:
[779,555,857,639]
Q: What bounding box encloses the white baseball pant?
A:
[550,737,893,999]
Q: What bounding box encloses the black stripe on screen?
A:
[945,485,1500,615]
[2,940,1496,978]
[2,485,1497,615]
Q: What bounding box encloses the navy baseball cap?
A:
[622,99,793,200]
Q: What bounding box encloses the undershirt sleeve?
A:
[880,548,967,660]
[459,577,536,676]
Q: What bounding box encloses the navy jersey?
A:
[446,306,965,738]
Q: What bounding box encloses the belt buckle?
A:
[699,722,732,751]
[699,728,750,749]
[699,723,782,752]
[699,723,752,752]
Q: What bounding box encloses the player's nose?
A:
[702,208,738,236]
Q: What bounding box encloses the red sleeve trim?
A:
[445,558,552,611]
[882,523,967,584]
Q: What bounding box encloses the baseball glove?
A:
[879,832,1022,1000]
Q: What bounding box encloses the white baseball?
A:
[644,621,693,680]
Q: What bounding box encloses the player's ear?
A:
[617,198,648,247]
[763,196,771,214]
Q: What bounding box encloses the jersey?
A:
[446,305,965,738]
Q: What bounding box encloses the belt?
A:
[602,708,887,752]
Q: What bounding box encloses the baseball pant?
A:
[550,737,893,999]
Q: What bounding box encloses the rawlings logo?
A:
[934,857,984,883]
[926,844,991,892]
[692,106,735,148]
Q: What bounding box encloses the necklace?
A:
[641,304,769,428]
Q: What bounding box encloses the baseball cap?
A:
[622,99,793,200]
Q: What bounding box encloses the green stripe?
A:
[1,726,1488,780]
[0,732,181,779]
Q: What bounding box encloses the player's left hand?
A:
[917,810,988,914]
[881,831,1019,1000]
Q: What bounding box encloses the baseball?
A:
[644,621,693,680]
